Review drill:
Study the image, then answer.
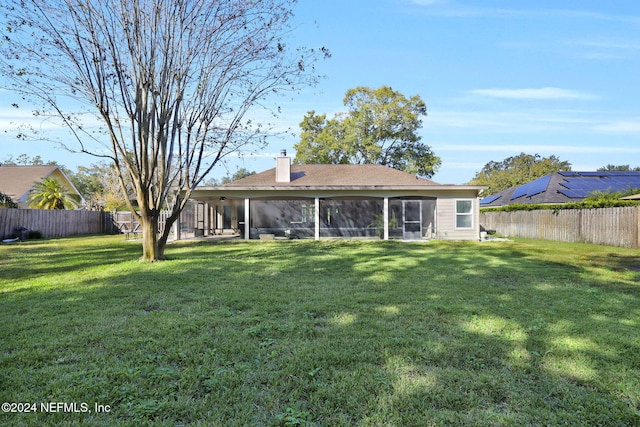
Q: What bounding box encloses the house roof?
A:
[0,165,84,208]
[189,163,485,202]
[0,165,60,202]
[480,171,640,207]
[223,164,441,188]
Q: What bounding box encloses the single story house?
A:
[0,165,84,209]
[480,171,640,208]
[184,151,486,241]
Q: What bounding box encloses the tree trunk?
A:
[140,212,162,262]
[157,218,174,261]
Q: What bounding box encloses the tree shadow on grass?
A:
[347,243,640,426]
[0,236,143,282]
[0,239,638,426]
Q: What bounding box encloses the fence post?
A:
[174,212,181,241]
[636,206,639,249]
[578,209,582,243]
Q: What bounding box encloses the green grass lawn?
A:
[0,236,638,426]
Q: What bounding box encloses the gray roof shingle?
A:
[222,164,440,188]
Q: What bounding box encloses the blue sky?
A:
[1,0,639,184]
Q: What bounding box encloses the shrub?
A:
[482,199,640,213]
[27,230,43,239]
[0,192,18,208]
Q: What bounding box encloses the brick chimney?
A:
[275,149,291,183]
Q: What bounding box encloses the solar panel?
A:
[559,173,640,198]
[510,182,532,200]
[559,171,640,178]
[561,181,603,197]
[576,172,604,177]
[511,171,640,202]
[527,175,552,197]
[480,195,501,204]
[558,189,584,198]
[568,178,593,189]
[509,175,552,200]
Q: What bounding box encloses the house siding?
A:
[436,191,481,241]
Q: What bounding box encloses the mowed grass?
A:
[0,236,639,426]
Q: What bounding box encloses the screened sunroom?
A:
[182,152,485,242]
[243,197,436,240]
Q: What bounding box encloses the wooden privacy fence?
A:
[480,206,640,248]
[0,208,190,240]
[0,209,116,239]
[110,210,173,238]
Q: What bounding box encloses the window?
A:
[301,204,315,223]
[455,200,473,228]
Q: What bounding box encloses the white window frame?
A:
[455,199,474,229]
[301,204,315,223]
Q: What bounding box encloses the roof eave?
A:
[202,184,486,191]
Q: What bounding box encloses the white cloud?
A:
[593,120,640,134]
[424,109,594,134]
[225,150,284,159]
[565,39,640,60]
[433,144,640,154]
[407,4,640,24]
[409,0,444,5]
[470,87,595,100]
[572,40,640,50]
[436,160,485,169]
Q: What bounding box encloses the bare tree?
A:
[1,0,326,261]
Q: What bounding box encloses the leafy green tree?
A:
[470,153,571,195]
[2,154,57,166]
[220,168,256,184]
[294,86,441,177]
[200,167,256,185]
[71,165,104,197]
[27,177,81,210]
[0,192,18,208]
[69,162,129,211]
[597,164,640,172]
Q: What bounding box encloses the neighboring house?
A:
[480,171,640,208]
[0,165,84,209]
[185,151,486,241]
[620,193,640,200]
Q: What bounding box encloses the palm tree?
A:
[28,177,81,210]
